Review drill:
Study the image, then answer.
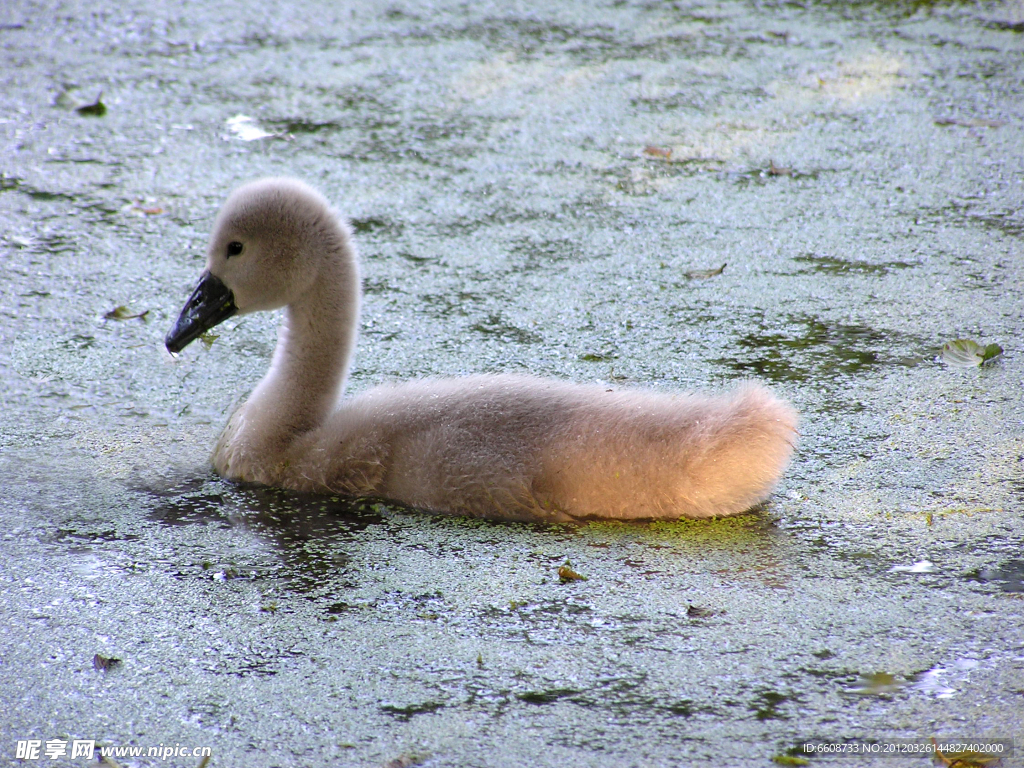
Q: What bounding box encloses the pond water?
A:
[1,0,1022,765]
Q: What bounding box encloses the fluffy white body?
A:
[169,178,798,523]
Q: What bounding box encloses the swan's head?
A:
[166,178,342,354]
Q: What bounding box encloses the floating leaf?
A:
[104,305,149,321]
[579,352,615,362]
[979,344,1002,362]
[935,117,1005,129]
[76,92,106,117]
[686,604,718,618]
[643,145,672,159]
[771,757,809,766]
[558,560,587,583]
[931,737,1003,767]
[124,198,165,216]
[849,671,904,695]
[685,262,727,279]
[941,339,1003,368]
[383,752,429,768]
[93,653,120,671]
[199,331,220,349]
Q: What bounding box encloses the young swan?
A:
[166,178,798,523]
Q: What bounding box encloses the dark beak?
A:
[165,271,237,354]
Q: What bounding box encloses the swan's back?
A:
[285,374,797,522]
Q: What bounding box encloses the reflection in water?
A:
[143,477,387,596]
[969,559,1024,593]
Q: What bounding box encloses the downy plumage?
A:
[166,178,798,522]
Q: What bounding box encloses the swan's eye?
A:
[226,241,244,258]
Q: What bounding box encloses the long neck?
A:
[245,241,360,445]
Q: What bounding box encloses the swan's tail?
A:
[538,381,798,520]
[672,382,798,518]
